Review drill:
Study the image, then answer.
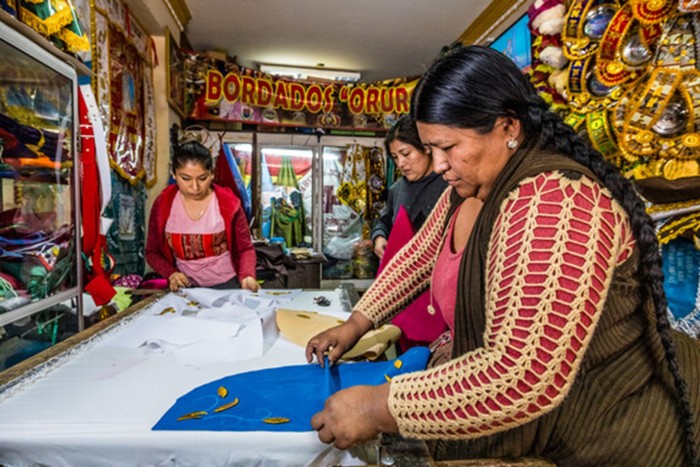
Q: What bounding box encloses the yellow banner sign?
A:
[187,52,415,130]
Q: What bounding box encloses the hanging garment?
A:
[270,198,303,247]
[276,154,298,188]
[18,0,74,37]
[55,0,90,53]
[104,172,146,277]
[79,85,115,305]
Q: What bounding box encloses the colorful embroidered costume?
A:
[356,147,700,465]
[146,184,256,286]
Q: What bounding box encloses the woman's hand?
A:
[311,383,397,449]
[373,237,388,259]
[168,272,191,292]
[305,312,373,367]
[240,276,260,292]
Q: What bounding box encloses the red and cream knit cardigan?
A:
[355,171,635,439]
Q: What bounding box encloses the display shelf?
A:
[0,290,78,328]
[0,18,83,369]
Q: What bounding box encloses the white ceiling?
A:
[182,0,495,83]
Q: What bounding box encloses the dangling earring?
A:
[507,138,518,150]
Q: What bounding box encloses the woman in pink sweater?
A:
[145,140,258,292]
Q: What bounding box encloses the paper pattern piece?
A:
[275,309,401,360]
[103,289,300,364]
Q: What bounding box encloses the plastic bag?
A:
[324,234,360,260]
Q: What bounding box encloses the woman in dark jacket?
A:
[371,115,448,259]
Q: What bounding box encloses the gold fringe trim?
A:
[647,197,700,214]
[19,6,73,37]
[658,211,700,245]
[108,158,145,186]
[3,104,60,131]
[58,27,90,53]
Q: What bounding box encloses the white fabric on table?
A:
[0,289,366,466]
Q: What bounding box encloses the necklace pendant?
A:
[427,304,436,315]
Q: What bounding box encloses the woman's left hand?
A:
[240,276,260,292]
[311,383,397,449]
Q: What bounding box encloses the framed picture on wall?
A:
[165,27,185,117]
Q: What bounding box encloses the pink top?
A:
[431,203,464,333]
[165,192,236,286]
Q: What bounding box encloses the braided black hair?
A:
[534,97,698,467]
[412,45,698,465]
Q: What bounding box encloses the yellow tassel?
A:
[58,28,90,53]
[19,6,73,36]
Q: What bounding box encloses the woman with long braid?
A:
[305,45,700,466]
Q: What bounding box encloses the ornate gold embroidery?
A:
[213,398,240,413]
[177,411,207,421]
[262,417,291,424]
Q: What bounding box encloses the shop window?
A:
[222,134,385,287]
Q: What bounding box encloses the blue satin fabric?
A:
[153,346,430,432]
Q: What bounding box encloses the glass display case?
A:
[318,140,385,285]
[0,19,82,371]
[223,132,385,290]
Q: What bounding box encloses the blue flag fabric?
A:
[153,346,430,432]
[663,237,700,337]
[223,143,252,219]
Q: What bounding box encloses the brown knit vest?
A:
[431,145,697,465]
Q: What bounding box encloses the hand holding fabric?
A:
[311,383,397,449]
[305,312,372,367]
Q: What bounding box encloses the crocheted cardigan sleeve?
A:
[355,188,453,326]
[387,171,635,439]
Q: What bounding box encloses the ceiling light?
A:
[258,64,361,83]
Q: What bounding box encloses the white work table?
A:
[0,288,372,467]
